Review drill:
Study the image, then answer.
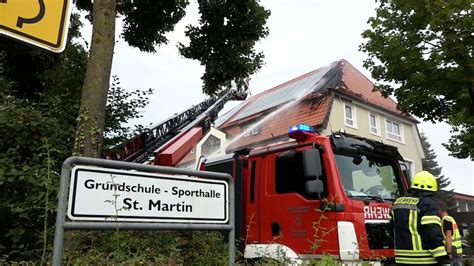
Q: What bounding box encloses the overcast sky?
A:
[81,0,473,195]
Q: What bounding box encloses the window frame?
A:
[368,112,380,136]
[343,102,358,129]
[274,149,327,199]
[251,126,260,135]
[401,158,415,178]
[385,118,404,143]
[242,123,260,137]
[242,125,251,137]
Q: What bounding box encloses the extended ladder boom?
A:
[105,88,246,164]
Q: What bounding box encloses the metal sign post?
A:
[52,156,235,265]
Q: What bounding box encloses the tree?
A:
[73,0,190,157]
[0,15,88,261]
[419,132,455,209]
[178,0,270,95]
[0,15,154,259]
[74,0,270,157]
[103,75,153,149]
[360,0,473,159]
[73,0,117,157]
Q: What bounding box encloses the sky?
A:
[80,0,473,195]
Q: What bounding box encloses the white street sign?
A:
[67,166,228,223]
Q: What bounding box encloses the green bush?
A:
[63,231,227,265]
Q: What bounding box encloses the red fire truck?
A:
[203,124,405,264]
[106,91,408,264]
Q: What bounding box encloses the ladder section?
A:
[105,88,246,164]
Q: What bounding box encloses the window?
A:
[250,160,256,203]
[386,119,403,142]
[369,113,380,135]
[399,159,415,179]
[242,126,250,137]
[251,126,260,135]
[343,102,357,128]
[275,150,326,199]
[334,151,403,200]
[468,203,474,212]
[242,124,260,137]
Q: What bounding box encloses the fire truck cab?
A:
[204,124,407,264]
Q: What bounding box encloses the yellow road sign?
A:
[0,0,72,53]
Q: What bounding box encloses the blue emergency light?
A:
[288,124,315,134]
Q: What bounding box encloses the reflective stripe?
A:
[430,246,447,257]
[421,215,441,225]
[395,248,438,264]
[394,197,419,205]
[443,216,456,223]
[409,210,416,249]
[396,257,437,264]
[395,249,432,256]
[409,210,422,250]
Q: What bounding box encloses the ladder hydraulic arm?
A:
[105,88,247,164]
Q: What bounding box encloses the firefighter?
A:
[390,171,450,265]
[438,200,463,265]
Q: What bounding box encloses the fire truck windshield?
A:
[334,152,402,201]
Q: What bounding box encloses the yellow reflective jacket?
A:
[442,215,463,255]
[390,193,447,265]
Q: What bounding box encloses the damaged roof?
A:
[216,59,412,130]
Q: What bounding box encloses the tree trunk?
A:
[74,0,116,157]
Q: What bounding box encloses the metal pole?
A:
[228,176,236,265]
[52,157,74,266]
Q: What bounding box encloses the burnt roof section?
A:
[216,59,415,129]
[216,60,345,128]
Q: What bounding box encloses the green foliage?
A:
[0,15,88,260]
[75,0,189,53]
[0,15,153,261]
[0,14,84,100]
[104,75,153,149]
[0,95,62,260]
[317,253,337,266]
[2,0,270,262]
[179,0,270,95]
[360,0,474,159]
[63,231,227,264]
[419,133,455,207]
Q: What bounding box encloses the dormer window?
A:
[243,125,251,137]
[242,124,260,137]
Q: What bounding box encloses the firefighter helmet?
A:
[411,171,437,192]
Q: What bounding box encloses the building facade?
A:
[214,59,425,175]
[449,191,474,237]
